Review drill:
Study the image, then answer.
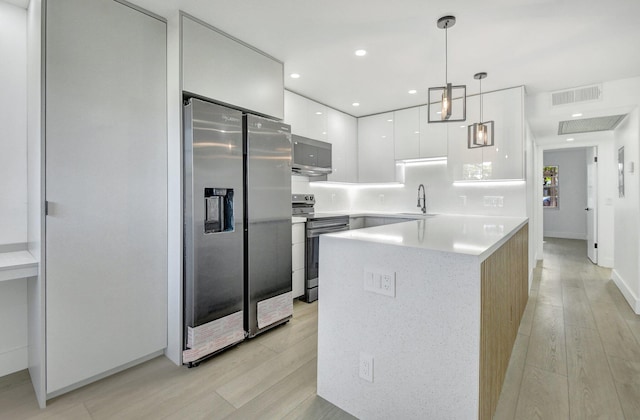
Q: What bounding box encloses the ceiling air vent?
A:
[551,84,602,106]
[557,115,627,135]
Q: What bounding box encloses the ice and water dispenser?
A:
[204,188,234,233]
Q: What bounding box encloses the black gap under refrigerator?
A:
[183,97,293,366]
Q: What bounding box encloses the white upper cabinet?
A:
[448,86,524,181]
[327,108,358,183]
[418,105,448,158]
[393,108,420,160]
[182,16,284,120]
[284,91,308,135]
[284,91,327,140]
[479,87,524,180]
[393,106,447,160]
[358,113,397,183]
[285,91,357,183]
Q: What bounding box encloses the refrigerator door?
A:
[184,98,245,359]
[245,114,293,336]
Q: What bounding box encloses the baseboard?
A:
[543,231,587,240]
[0,346,28,378]
[611,269,640,315]
[598,256,614,269]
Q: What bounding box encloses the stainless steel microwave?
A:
[291,135,332,177]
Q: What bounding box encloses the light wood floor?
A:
[494,238,640,420]
[2,238,639,419]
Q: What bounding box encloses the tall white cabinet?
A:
[41,0,167,399]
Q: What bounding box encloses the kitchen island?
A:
[317,215,528,420]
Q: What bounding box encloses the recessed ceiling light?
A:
[436,111,442,115]
[414,131,420,134]
[315,111,323,115]
[352,102,360,107]
[571,113,582,118]
[460,125,465,128]
[382,135,387,139]
[387,119,393,122]
[408,89,417,94]
[290,73,300,79]
[355,49,367,56]
[566,138,575,142]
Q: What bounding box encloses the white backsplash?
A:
[293,163,527,217]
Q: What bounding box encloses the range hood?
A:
[291,135,332,177]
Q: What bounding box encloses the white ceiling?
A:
[127,0,640,141]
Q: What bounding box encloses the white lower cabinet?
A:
[292,222,305,298]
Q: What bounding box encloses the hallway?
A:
[495,238,640,419]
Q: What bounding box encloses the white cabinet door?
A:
[284,91,308,136]
[45,0,167,393]
[448,87,524,181]
[480,86,524,180]
[284,91,327,140]
[419,105,448,158]
[358,113,396,183]
[393,108,420,160]
[327,108,358,183]
[182,16,283,120]
[306,101,328,141]
[291,222,305,298]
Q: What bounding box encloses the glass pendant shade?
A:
[468,121,494,148]
[467,71,494,149]
[441,83,451,120]
[428,84,466,123]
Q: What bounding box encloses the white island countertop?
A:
[326,214,528,261]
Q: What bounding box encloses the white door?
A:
[586,147,598,264]
[45,0,167,393]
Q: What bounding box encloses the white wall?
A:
[0,1,27,246]
[543,149,587,239]
[612,108,640,313]
[0,1,28,379]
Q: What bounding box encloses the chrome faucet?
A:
[417,184,426,214]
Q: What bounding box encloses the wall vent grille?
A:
[551,84,602,106]
[557,114,627,135]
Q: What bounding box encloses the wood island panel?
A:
[479,224,528,420]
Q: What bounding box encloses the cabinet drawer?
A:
[292,269,305,298]
[292,223,305,243]
[292,242,305,270]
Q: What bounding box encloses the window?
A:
[543,165,559,208]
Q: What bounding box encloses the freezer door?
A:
[245,114,293,336]
[184,98,245,342]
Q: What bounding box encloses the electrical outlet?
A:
[364,269,396,297]
[359,352,374,382]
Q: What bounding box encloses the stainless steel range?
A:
[291,194,315,216]
[291,194,349,302]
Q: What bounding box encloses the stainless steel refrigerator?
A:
[183,98,293,366]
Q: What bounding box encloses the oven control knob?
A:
[305,195,310,201]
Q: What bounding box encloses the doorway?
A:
[542,147,597,263]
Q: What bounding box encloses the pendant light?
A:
[468,72,494,148]
[428,16,466,123]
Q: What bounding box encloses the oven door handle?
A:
[307,225,350,238]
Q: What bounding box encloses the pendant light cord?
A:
[445,25,448,84]
[479,77,483,122]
